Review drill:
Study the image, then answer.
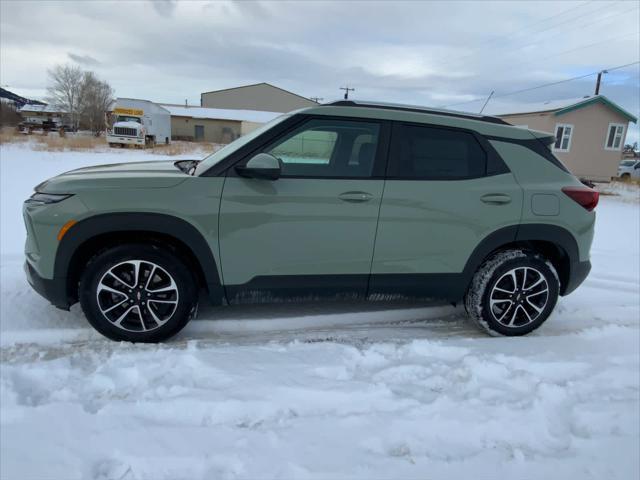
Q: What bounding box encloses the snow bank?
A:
[1,142,638,479]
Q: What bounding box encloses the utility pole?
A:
[479,90,495,114]
[340,86,355,100]
[595,70,608,95]
[310,97,324,103]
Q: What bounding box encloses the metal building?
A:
[200,82,317,113]
[161,104,281,143]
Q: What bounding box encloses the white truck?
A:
[106,98,171,148]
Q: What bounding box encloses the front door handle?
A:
[339,191,373,203]
[481,193,512,205]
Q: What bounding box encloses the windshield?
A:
[620,160,637,167]
[116,115,141,124]
[194,114,290,176]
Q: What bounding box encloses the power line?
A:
[480,30,639,79]
[508,1,595,32]
[515,1,622,38]
[426,1,626,73]
[438,1,594,62]
[440,61,640,108]
[493,4,639,60]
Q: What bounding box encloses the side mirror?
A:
[235,153,282,180]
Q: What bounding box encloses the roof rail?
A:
[322,100,510,125]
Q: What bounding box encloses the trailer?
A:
[106,98,171,148]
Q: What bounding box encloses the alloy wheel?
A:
[96,260,179,332]
[489,266,549,328]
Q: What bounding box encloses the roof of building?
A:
[1,88,46,107]
[200,82,316,103]
[18,104,67,114]
[496,95,637,123]
[161,104,282,123]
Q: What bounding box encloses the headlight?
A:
[26,192,74,204]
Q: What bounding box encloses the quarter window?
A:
[264,119,380,178]
[605,123,625,151]
[553,124,573,152]
[387,124,487,179]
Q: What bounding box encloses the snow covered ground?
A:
[1,141,639,480]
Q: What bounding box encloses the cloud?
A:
[67,53,101,67]
[0,0,637,137]
[150,0,176,18]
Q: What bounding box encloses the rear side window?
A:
[388,124,487,179]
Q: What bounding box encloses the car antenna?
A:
[479,90,495,114]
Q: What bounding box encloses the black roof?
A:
[0,87,46,108]
[322,100,509,125]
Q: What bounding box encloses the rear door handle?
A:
[339,191,373,203]
[481,193,512,205]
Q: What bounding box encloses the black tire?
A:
[621,173,631,180]
[464,249,559,336]
[79,244,198,342]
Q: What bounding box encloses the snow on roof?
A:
[161,105,282,123]
[496,96,593,116]
[496,95,637,123]
[18,104,67,114]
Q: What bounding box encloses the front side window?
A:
[387,124,487,179]
[553,124,573,152]
[195,114,290,176]
[264,119,380,178]
[605,123,625,151]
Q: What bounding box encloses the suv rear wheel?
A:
[79,244,198,342]
[465,249,559,336]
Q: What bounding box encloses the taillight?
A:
[562,186,599,211]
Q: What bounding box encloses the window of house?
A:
[605,123,625,151]
[553,124,573,152]
[387,124,487,179]
[264,119,380,178]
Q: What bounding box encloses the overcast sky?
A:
[1,0,639,142]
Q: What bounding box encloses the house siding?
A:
[499,102,630,181]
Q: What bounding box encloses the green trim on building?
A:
[554,96,637,123]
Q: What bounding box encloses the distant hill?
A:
[0,87,46,108]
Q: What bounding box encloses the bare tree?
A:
[78,72,114,134]
[46,64,83,129]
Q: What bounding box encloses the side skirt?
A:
[224,273,466,305]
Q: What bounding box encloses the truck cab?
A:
[107,112,145,147]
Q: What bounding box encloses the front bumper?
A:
[106,134,144,146]
[24,261,70,310]
[562,260,591,296]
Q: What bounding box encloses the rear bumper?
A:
[24,261,70,310]
[562,260,591,296]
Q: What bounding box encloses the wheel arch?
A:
[55,213,224,307]
[462,224,579,296]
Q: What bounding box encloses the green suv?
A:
[23,100,597,342]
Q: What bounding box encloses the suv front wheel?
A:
[79,244,198,342]
[465,249,560,336]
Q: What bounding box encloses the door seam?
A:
[217,172,229,304]
[366,181,387,298]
